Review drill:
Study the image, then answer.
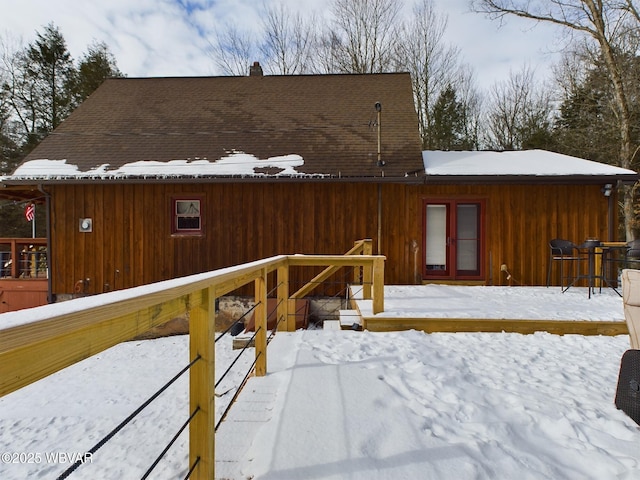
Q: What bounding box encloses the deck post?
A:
[362,240,373,298]
[189,287,215,480]
[255,269,268,376]
[363,260,373,300]
[372,257,384,314]
[363,239,373,256]
[277,263,291,331]
[352,240,361,285]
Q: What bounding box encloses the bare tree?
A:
[260,3,315,74]
[471,0,640,239]
[397,0,457,146]
[396,0,481,149]
[0,34,22,158]
[212,25,257,76]
[320,0,403,73]
[484,66,554,150]
[456,65,483,149]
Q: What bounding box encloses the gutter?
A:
[1,173,428,186]
[5,169,638,189]
[422,173,639,185]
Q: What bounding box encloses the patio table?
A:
[574,240,626,298]
[597,241,628,293]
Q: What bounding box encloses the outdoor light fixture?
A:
[79,218,93,232]
[602,184,613,197]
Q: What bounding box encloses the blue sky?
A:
[1,0,564,91]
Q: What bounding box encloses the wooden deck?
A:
[346,285,628,336]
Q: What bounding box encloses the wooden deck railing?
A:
[0,238,47,279]
[0,248,384,479]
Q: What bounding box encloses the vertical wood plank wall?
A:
[48,182,613,296]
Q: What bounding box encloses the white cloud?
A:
[2,0,564,89]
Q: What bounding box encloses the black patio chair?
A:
[546,239,585,291]
[624,239,640,270]
[606,239,640,282]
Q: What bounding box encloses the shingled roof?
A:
[7,72,424,183]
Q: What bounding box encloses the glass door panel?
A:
[425,205,448,273]
[456,204,479,274]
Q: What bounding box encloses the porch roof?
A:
[423,150,638,184]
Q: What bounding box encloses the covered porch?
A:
[0,238,49,313]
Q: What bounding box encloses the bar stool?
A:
[546,239,584,291]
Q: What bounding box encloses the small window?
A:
[172,198,203,235]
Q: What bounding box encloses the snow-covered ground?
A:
[229,330,639,480]
[0,286,637,479]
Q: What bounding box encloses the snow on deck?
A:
[352,284,624,322]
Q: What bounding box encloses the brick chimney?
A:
[249,61,263,76]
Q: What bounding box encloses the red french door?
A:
[423,199,484,280]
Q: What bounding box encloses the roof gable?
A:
[11,73,424,182]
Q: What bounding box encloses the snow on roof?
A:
[423,150,637,177]
[8,151,316,180]
[7,149,636,183]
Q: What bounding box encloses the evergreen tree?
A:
[21,23,75,147]
[73,41,123,101]
[0,25,124,238]
[430,84,476,150]
[2,24,123,156]
[555,64,620,163]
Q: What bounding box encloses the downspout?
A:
[608,190,614,241]
[377,184,382,254]
[608,181,619,241]
[38,184,53,304]
[375,102,383,255]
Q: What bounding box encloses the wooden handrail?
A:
[0,250,384,480]
[291,239,373,299]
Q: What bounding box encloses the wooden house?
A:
[1,70,636,304]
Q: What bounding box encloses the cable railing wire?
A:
[215,330,263,431]
[215,302,259,343]
[216,324,261,390]
[56,354,202,480]
[184,456,200,480]
[284,300,314,330]
[266,298,284,341]
[141,406,201,479]
[214,281,283,342]
[217,296,282,410]
[214,266,371,465]
[218,269,359,415]
[216,290,281,398]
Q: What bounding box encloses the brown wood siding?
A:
[406,183,614,287]
[47,182,614,296]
